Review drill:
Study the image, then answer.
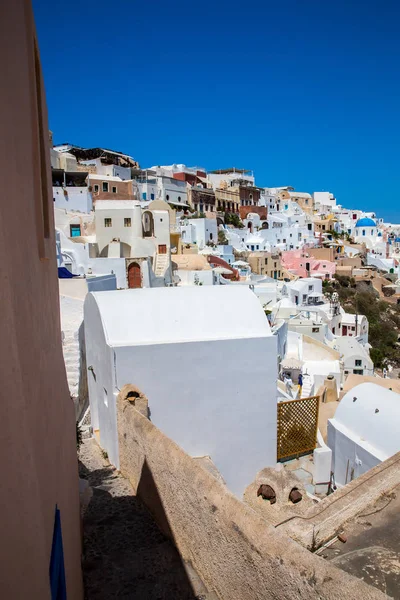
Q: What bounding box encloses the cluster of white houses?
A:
[53,141,400,499]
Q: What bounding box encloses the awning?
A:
[168,200,189,208]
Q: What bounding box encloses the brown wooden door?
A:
[128,262,141,288]
[158,244,167,254]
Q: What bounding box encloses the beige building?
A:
[288,191,314,215]
[248,251,283,279]
[0,2,83,597]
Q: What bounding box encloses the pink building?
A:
[0,2,83,598]
[281,250,336,279]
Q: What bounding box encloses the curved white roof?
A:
[333,383,400,457]
[86,286,272,346]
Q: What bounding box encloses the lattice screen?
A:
[277,396,320,461]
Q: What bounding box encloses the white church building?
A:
[84,285,278,496]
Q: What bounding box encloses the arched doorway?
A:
[128,262,141,288]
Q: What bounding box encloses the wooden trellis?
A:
[277,396,320,461]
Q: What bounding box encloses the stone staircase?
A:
[154,253,169,277]
[62,329,80,400]
[301,373,314,399]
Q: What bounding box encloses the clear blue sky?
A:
[33,0,400,221]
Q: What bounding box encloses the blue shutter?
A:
[49,507,67,600]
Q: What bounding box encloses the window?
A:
[308,223,312,230]
[102,182,109,192]
[178,196,181,201]
[94,184,99,193]
[112,186,117,194]
[355,359,362,367]
[124,218,131,227]
[265,258,268,265]
[70,224,81,237]
[308,285,313,291]
[305,199,309,205]
[151,193,155,200]
[166,194,170,200]
[274,262,277,268]
[290,233,292,238]
[303,294,307,303]
[362,230,366,236]
[210,233,213,240]
[142,192,147,200]
[283,239,286,243]
[104,218,112,227]
[312,327,320,333]
[353,369,363,375]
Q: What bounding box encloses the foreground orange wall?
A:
[0,2,83,598]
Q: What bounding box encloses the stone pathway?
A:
[79,438,216,600]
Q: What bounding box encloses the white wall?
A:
[328,420,382,487]
[84,297,118,465]
[114,337,277,496]
[176,270,215,286]
[53,187,93,212]
[84,296,278,496]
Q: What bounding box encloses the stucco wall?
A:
[0,2,83,597]
[114,337,277,496]
[53,186,93,212]
[116,402,385,600]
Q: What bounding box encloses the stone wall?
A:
[279,451,400,550]
[117,392,385,600]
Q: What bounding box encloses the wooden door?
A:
[128,262,141,288]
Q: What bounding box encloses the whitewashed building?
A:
[84,286,278,496]
[328,383,400,486]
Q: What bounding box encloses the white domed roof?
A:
[334,383,400,457]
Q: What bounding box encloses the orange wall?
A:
[0,2,83,598]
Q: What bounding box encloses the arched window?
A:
[178,196,181,201]
[166,194,169,201]
[142,211,154,237]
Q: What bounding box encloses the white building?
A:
[84,286,278,496]
[340,312,369,345]
[281,278,323,307]
[333,337,374,377]
[180,218,218,248]
[313,192,336,213]
[56,201,173,288]
[328,383,400,486]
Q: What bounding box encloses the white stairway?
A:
[301,374,314,399]
[154,254,169,277]
[62,329,80,400]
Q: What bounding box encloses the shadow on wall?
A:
[79,458,199,599]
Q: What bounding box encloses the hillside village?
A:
[5,3,400,599]
[52,139,400,595]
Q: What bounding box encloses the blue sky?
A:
[33,0,400,221]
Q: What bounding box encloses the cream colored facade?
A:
[0,3,83,597]
[248,251,283,279]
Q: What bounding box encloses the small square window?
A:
[112,186,117,194]
[102,182,109,192]
[124,218,131,227]
[355,359,362,367]
[104,218,112,227]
